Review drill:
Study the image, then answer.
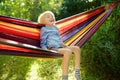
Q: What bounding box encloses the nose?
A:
[51,17,54,19]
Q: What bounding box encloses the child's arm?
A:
[41,27,48,50]
[62,42,68,47]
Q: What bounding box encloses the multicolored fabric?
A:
[0,1,120,58]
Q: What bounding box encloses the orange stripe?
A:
[0,24,40,39]
[0,21,39,34]
[57,7,104,28]
[0,44,33,52]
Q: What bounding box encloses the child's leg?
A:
[67,46,82,80]
[58,48,72,80]
[67,46,81,69]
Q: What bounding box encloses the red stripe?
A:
[0,24,40,40]
[58,7,105,34]
[0,44,37,53]
[56,7,104,24]
[0,16,44,28]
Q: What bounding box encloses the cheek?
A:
[44,19,48,22]
[44,19,50,24]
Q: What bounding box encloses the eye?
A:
[46,15,50,18]
[48,14,53,18]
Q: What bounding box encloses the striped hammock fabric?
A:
[0,1,120,58]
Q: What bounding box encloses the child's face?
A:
[44,13,55,27]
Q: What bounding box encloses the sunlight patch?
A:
[26,61,39,80]
[88,0,93,2]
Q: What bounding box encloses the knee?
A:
[64,49,72,56]
[74,46,81,52]
[58,48,72,56]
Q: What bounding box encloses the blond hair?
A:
[37,11,55,24]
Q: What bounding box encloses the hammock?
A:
[0,1,120,58]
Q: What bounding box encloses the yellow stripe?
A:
[0,21,39,33]
[70,27,91,46]
[65,11,107,45]
[57,14,89,28]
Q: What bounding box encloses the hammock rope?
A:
[0,0,120,58]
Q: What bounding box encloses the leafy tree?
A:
[82,1,120,80]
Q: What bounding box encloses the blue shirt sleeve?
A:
[40,27,48,50]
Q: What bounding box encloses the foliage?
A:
[82,3,120,80]
[57,0,102,20]
[0,0,63,21]
[0,56,33,80]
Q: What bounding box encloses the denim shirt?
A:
[40,26,63,50]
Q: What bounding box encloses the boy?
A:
[38,11,82,80]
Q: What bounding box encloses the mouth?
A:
[50,19,54,22]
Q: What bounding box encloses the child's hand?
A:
[62,42,68,47]
[49,50,57,53]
